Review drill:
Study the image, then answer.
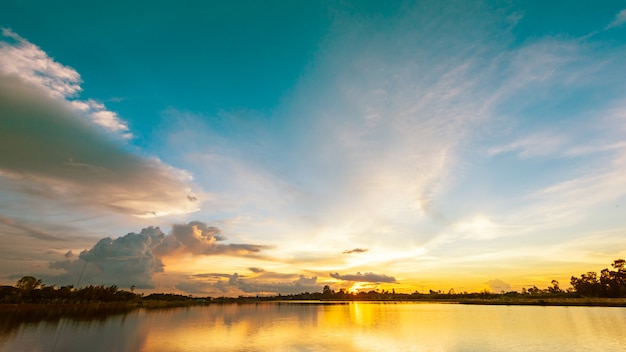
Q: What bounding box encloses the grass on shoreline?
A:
[2,296,626,315]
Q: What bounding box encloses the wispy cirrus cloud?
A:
[564,141,626,157]
[487,132,568,159]
[156,2,512,253]
[606,9,626,29]
[154,3,626,282]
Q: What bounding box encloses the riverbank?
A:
[2,296,626,316]
[0,300,207,314]
[447,297,626,307]
[310,297,626,307]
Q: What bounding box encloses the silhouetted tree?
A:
[571,272,601,296]
[571,259,626,297]
[322,285,332,297]
[16,276,42,291]
[527,286,541,295]
[548,280,562,294]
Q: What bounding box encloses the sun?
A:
[349,282,367,294]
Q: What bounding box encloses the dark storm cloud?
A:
[330,272,397,283]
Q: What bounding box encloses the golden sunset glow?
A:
[2,1,626,299]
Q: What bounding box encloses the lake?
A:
[2,302,625,351]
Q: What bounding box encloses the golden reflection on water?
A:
[137,302,626,352]
[2,302,626,351]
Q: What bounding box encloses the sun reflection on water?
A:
[3,303,626,351]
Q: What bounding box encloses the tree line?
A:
[0,276,140,304]
[1,259,624,304]
[569,259,626,298]
[0,276,203,304]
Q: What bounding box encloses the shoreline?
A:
[3,297,626,314]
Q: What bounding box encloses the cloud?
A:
[47,222,269,288]
[330,272,397,283]
[48,227,166,288]
[451,215,500,241]
[71,99,130,137]
[155,2,516,256]
[485,279,511,293]
[175,281,218,295]
[564,141,626,157]
[0,28,81,98]
[0,73,199,218]
[524,159,626,225]
[153,221,269,256]
[175,272,322,296]
[0,215,66,241]
[226,272,321,294]
[487,133,567,159]
[294,275,318,285]
[343,248,368,254]
[0,28,130,138]
[606,9,626,29]
[191,273,233,279]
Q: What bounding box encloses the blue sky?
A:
[1,1,626,295]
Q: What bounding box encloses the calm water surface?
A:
[2,302,625,351]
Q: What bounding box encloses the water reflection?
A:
[0,307,146,352]
[2,302,626,351]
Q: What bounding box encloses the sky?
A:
[1,0,626,296]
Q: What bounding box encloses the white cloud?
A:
[606,9,626,29]
[452,216,500,241]
[0,73,199,218]
[0,28,82,98]
[0,28,131,138]
[488,132,568,158]
[564,141,626,157]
